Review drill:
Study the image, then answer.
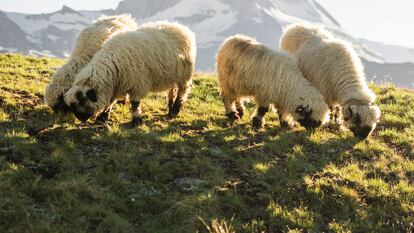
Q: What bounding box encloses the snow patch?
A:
[47,35,60,43]
[142,0,237,48]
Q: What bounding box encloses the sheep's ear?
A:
[296,105,305,114]
[296,105,312,117]
[86,89,97,102]
[343,106,353,121]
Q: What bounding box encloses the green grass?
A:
[0,54,414,233]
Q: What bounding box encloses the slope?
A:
[0,54,413,232]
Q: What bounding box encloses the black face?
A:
[344,107,372,139]
[70,89,97,122]
[52,94,71,113]
[71,106,94,122]
[350,126,373,140]
[296,105,321,129]
[298,118,322,129]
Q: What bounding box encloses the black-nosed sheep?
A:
[280,23,381,139]
[44,14,137,113]
[64,21,196,126]
[217,35,330,129]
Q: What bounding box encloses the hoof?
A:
[226,111,240,122]
[280,121,292,129]
[130,117,143,128]
[95,119,107,125]
[168,101,182,119]
[252,117,265,129]
[167,112,179,119]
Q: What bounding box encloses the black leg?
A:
[226,111,240,122]
[278,111,291,128]
[236,108,244,119]
[168,98,183,119]
[168,99,175,113]
[130,100,143,127]
[95,110,110,124]
[252,106,269,129]
[334,106,341,123]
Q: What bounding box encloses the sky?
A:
[317,0,414,48]
[0,0,120,13]
[0,0,413,48]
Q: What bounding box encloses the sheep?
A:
[216,35,330,129]
[44,14,137,114]
[64,21,196,126]
[280,23,381,139]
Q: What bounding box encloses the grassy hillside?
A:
[0,54,413,233]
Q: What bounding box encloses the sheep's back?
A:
[98,25,194,93]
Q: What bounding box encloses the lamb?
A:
[216,35,330,129]
[44,14,137,113]
[64,21,196,126]
[280,23,381,139]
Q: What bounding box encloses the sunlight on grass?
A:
[253,163,270,173]
[0,54,414,232]
[0,110,9,122]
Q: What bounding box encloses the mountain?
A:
[360,39,414,64]
[115,0,385,69]
[0,0,413,88]
[0,11,35,53]
[2,6,112,57]
[363,59,414,89]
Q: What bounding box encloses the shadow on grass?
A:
[0,103,412,232]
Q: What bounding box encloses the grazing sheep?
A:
[64,21,196,126]
[216,35,330,129]
[44,14,137,113]
[280,23,381,139]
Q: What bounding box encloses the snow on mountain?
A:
[2,6,110,57]
[0,11,35,51]
[6,6,89,34]
[0,0,384,65]
[360,39,414,64]
[115,0,384,69]
[0,0,413,88]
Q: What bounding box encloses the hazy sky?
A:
[0,0,413,48]
[0,0,120,13]
[318,0,414,48]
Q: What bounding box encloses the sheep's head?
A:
[44,79,71,113]
[64,83,100,123]
[294,104,329,129]
[341,104,381,140]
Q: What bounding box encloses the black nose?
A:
[52,98,71,113]
[299,118,322,129]
[73,111,92,123]
[53,103,71,113]
[351,126,373,140]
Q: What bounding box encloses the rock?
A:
[169,178,207,192]
[208,146,224,156]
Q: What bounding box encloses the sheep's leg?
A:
[332,105,341,123]
[95,101,116,124]
[168,85,179,113]
[278,111,294,128]
[130,100,143,127]
[168,80,192,119]
[252,105,270,129]
[235,99,245,119]
[222,95,240,122]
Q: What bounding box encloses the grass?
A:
[0,54,413,232]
